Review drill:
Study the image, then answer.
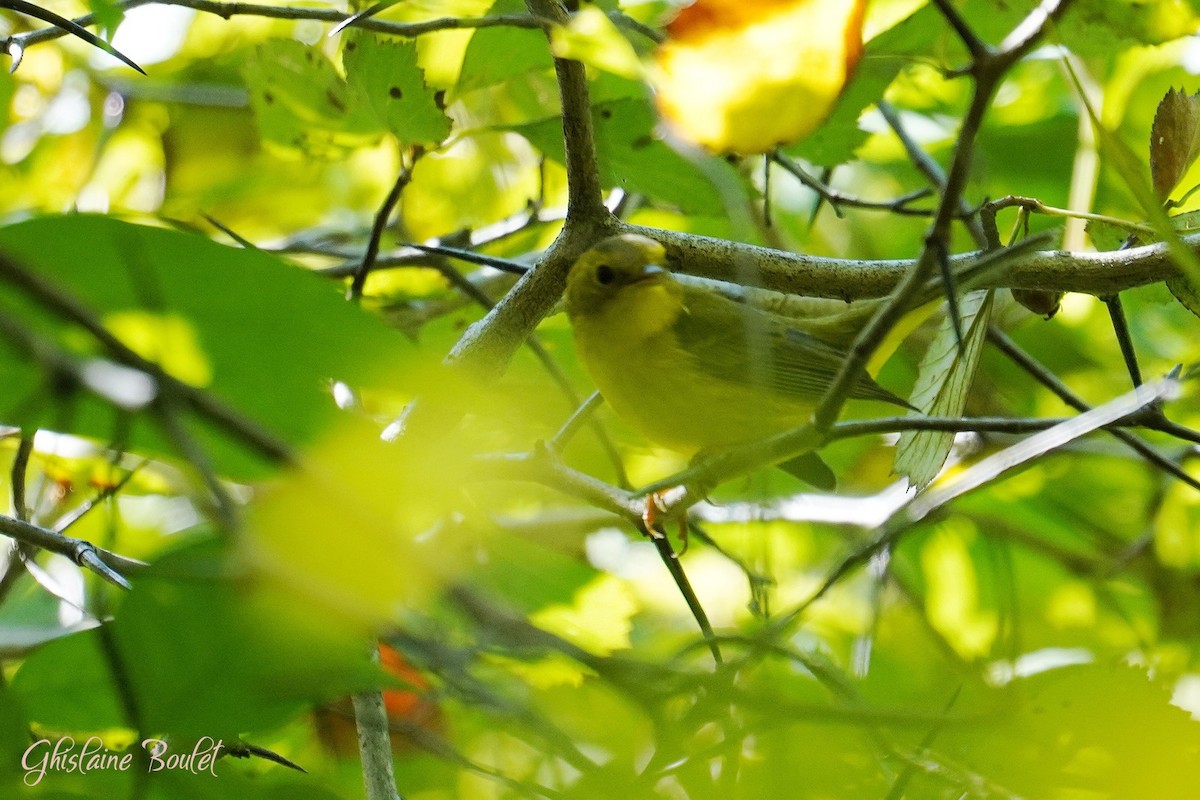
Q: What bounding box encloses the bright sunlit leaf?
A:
[653,0,868,153]
[531,574,637,656]
[550,6,645,80]
[237,412,474,629]
[920,522,997,659]
[102,310,213,387]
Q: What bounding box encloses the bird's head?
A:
[565,234,680,324]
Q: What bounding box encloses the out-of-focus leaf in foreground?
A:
[0,215,420,478]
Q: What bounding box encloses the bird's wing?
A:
[674,289,910,408]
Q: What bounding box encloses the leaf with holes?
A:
[243,39,381,158]
[343,32,452,147]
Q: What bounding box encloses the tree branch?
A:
[0,513,145,589]
[638,221,1193,297]
[809,0,1075,429]
[6,0,541,51]
[443,0,617,379]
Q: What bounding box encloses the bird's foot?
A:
[641,493,689,557]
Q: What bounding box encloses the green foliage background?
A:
[1,1,1200,798]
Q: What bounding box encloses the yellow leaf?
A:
[653,0,867,153]
[237,416,468,630]
[551,6,645,80]
[531,575,637,654]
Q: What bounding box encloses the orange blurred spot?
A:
[666,0,807,38]
[314,643,441,759]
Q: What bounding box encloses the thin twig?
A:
[349,147,423,302]
[879,101,988,247]
[988,327,1200,492]
[11,432,34,522]
[151,396,239,530]
[644,519,723,665]
[0,513,144,589]
[930,0,990,60]
[440,0,619,380]
[55,461,148,534]
[353,645,401,800]
[772,152,940,218]
[549,390,604,450]
[1103,293,1144,387]
[778,377,1173,630]
[7,1,542,49]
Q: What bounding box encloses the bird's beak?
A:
[635,264,667,282]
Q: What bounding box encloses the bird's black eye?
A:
[595,264,615,285]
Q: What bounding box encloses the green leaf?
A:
[0,676,32,787]
[1160,211,1200,317]
[947,663,1200,797]
[0,215,421,479]
[1094,92,1200,284]
[115,541,377,737]
[243,38,381,158]
[896,290,994,489]
[457,0,552,93]
[1059,0,1200,53]
[86,0,125,36]
[508,97,742,215]
[549,5,644,80]
[10,630,125,732]
[343,32,452,146]
[12,539,379,739]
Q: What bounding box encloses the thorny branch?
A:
[811,0,1077,430]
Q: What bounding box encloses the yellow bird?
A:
[565,233,912,488]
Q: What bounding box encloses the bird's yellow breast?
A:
[572,288,811,455]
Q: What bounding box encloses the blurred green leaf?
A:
[13,538,379,739]
[946,663,1200,798]
[1059,0,1200,53]
[457,0,552,93]
[244,39,381,158]
[0,678,31,787]
[509,97,742,215]
[0,215,420,478]
[10,628,124,732]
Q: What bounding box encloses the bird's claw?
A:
[641,492,667,539]
[642,493,689,558]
